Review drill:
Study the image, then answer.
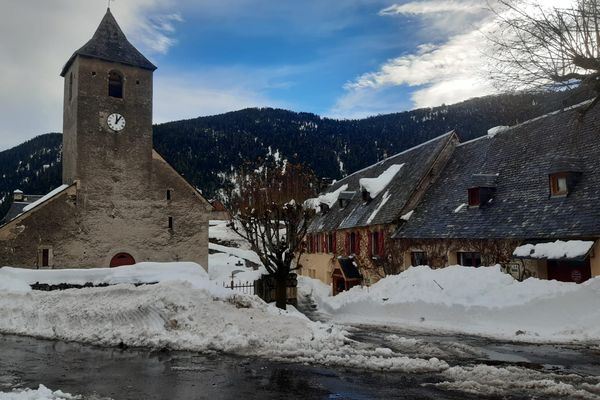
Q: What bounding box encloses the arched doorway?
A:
[110,253,136,268]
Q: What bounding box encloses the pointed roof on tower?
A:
[60,8,157,77]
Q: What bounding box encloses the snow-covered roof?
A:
[307,132,458,232]
[359,164,404,198]
[513,240,595,260]
[23,184,70,213]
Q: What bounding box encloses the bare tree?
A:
[228,162,318,310]
[488,0,600,114]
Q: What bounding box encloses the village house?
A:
[394,102,600,284]
[301,132,459,294]
[0,9,212,269]
[301,101,600,291]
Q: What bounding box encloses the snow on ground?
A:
[0,385,80,400]
[300,265,600,342]
[208,252,265,283]
[209,220,251,250]
[0,263,447,373]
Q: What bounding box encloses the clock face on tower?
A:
[107,113,126,132]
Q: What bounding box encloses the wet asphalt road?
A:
[1,295,600,399]
[0,334,478,400]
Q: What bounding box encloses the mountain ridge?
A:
[0,89,591,218]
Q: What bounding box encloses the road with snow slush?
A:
[1,330,600,399]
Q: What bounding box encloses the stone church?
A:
[0,9,212,269]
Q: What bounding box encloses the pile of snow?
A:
[0,263,448,372]
[487,126,510,138]
[513,240,595,260]
[400,210,414,221]
[22,185,70,213]
[302,265,600,342]
[0,262,214,293]
[0,385,79,400]
[359,164,403,198]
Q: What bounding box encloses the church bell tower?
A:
[61,8,157,199]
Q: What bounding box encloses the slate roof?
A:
[0,195,44,225]
[61,8,157,77]
[308,132,457,233]
[395,102,600,240]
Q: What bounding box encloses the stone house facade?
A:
[394,103,600,284]
[300,132,459,293]
[302,102,600,291]
[0,9,212,269]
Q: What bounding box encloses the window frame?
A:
[457,251,482,268]
[550,173,569,196]
[468,187,481,207]
[411,251,428,266]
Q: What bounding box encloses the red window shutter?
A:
[367,231,372,258]
[310,235,315,253]
[356,232,361,256]
[323,234,327,253]
[333,233,337,254]
[345,232,351,255]
[379,231,385,256]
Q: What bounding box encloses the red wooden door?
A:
[110,253,136,268]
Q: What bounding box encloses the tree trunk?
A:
[275,273,288,310]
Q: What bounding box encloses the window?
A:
[166,190,172,201]
[550,173,569,196]
[411,251,428,266]
[168,217,174,230]
[457,252,481,268]
[371,231,379,257]
[468,188,480,207]
[38,247,52,269]
[339,199,349,208]
[328,233,335,254]
[350,232,358,255]
[362,190,371,202]
[108,71,123,98]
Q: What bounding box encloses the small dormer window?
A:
[468,188,480,207]
[108,71,123,98]
[468,186,495,207]
[550,173,569,196]
[339,199,348,208]
[319,203,329,214]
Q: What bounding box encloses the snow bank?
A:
[0,262,215,293]
[514,240,595,259]
[303,266,600,342]
[487,126,509,137]
[0,262,448,372]
[359,164,403,198]
[22,185,70,213]
[0,385,79,400]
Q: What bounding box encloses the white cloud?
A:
[331,1,503,117]
[380,0,485,15]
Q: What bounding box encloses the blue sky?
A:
[0,0,506,149]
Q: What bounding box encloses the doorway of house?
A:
[110,253,136,268]
[547,259,591,283]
